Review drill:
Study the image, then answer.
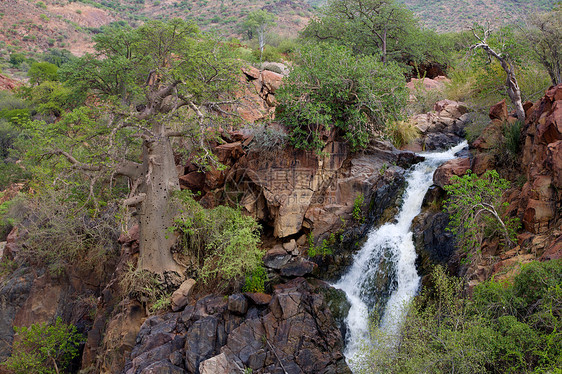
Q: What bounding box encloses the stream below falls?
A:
[333,141,468,371]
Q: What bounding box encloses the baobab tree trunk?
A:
[135,125,183,275]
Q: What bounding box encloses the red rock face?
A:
[489,99,509,121]
[432,157,471,188]
[519,84,562,234]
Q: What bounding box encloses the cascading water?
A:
[334,141,468,370]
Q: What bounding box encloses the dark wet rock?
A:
[280,257,316,277]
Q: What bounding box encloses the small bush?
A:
[352,193,364,223]
[242,266,267,293]
[249,124,288,153]
[3,317,82,374]
[173,191,264,291]
[494,120,522,168]
[385,119,420,148]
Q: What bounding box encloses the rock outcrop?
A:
[122,278,351,374]
[406,100,470,151]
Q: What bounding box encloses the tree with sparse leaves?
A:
[443,170,519,259]
[241,10,276,62]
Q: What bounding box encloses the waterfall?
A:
[333,141,467,370]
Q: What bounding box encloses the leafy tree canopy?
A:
[276,43,407,151]
[301,0,452,69]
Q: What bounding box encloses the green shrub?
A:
[3,317,82,374]
[173,191,264,290]
[276,43,407,152]
[243,266,267,293]
[352,193,364,223]
[494,120,522,168]
[384,120,420,148]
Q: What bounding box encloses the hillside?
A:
[0,0,314,59]
[398,0,554,32]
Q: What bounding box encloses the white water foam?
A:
[333,141,467,370]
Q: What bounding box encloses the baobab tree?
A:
[27,20,241,275]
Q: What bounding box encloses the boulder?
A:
[547,140,562,188]
[214,142,244,165]
[471,153,495,175]
[282,239,297,253]
[523,199,555,234]
[280,257,316,278]
[263,245,291,270]
[178,172,205,192]
[241,66,260,80]
[541,237,562,261]
[171,279,196,312]
[489,99,509,121]
[260,70,284,93]
[199,353,238,374]
[227,294,248,315]
[243,292,272,306]
[433,100,468,119]
[433,157,470,188]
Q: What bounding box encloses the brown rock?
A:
[282,239,297,252]
[489,99,508,121]
[204,168,225,190]
[471,153,495,175]
[433,100,468,119]
[214,142,244,164]
[179,172,205,192]
[545,84,562,102]
[541,237,562,261]
[0,74,20,91]
[472,119,503,151]
[241,66,260,80]
[171,279,196,312]
[260,70,283,93]
[433,157,470,188]
[539,100,562,144]
[547,140,562,188]
[523,199,555,234]
[243,292,272,305]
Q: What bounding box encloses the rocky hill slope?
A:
[0,0,314,56]
[399,0,553,32]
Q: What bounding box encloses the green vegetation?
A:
[173,191,264,290]
[443,170,519,261]
[302,0,452,70]
[352,193,365,223]
[307,232,335,258]
[358,262,562,373]
[397,0,554,32]
[3,317,82,374]
[276,43,407,151]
